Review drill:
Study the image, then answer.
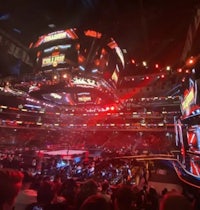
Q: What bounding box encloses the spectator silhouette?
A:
[0,168,24,210]
[75,179,98,210]
[80,194,111,210]
[114,185,135,210]
[25,177,55,210]
[159,191,193,210]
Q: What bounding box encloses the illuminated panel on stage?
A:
[187,127,199,153]
[181,86,195,116]
[181,78,200,117]
[111,65,120,84]
[190,157,200,176]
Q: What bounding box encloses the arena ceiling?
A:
[0,0,198,123]
[0,0,199,65]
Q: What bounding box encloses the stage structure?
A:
[175,64,200,181]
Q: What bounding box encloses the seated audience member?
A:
[15,172,37,210]
[114,185,135,210]
[159,191,193,210]
[80,194,112,210]
[59,178,78,206]
[75,179,98,210]
[0,168,24,210]
[25,177,55,210]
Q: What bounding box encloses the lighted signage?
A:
[78,95,92,103]
[71,77,98,87]
[44,31,67,43]
[42,54,65,67]
[32,29,79,48]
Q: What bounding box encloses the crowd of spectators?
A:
[0,128,176,154]
[0,127,198,210]
[0,167,198,210]
[0,145,199,210]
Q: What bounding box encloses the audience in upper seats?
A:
[159,191,193,210]
[0,168,24,210]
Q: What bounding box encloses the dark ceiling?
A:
[0,0,199,66]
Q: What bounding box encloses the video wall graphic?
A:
[180,77,200,117]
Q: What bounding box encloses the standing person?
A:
[0,168,24,210]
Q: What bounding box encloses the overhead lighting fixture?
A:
[142,61,147,66]
[91,69,98,73]
[48,23,56,28]
[79,66,85,71]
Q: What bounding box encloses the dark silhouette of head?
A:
[159,191,193,210]
[80,194,111,210]
[0,168,24,210]
[114,185,134,210]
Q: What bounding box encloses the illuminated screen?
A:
[39,43,78,69]
[42,54,65,67]
[187,126,200,153]
[181,78,199,116]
